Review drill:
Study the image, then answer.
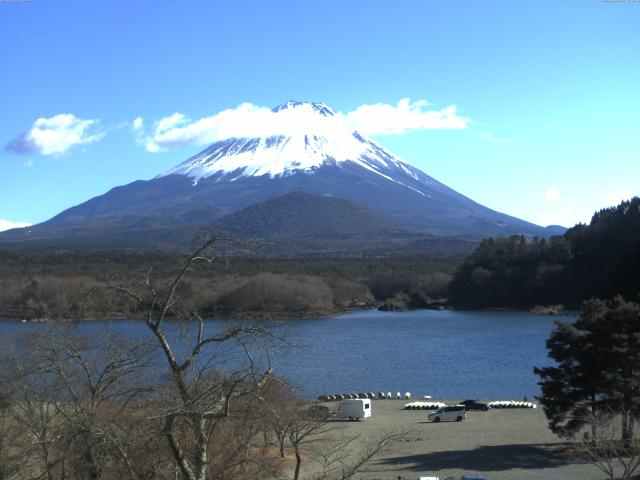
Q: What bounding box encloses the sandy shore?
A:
[301,399,602,480]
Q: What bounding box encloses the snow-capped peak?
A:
[271,100,336,117]
[161,101,433,194]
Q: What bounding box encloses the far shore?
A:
[0,307,355,323]
[0,303,580,324]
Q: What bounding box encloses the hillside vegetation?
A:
[449,197,640,308]
[0,253,456,320]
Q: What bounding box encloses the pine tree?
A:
[534,319,604,437]
[580,297,640,443]
[535,296,640,442]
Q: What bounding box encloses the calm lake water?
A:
[0,309,569,399]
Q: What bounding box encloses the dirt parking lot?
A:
[308,400,603,480]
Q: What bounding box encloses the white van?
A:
[427,405,466,422]
[336,399,372,421]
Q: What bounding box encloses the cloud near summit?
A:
[346,98,468,135]
[138,99,470,153]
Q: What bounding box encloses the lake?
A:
[0,309,567,399]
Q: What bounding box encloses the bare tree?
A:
[0,386,30,480]
[202,392,282,480]
[88,236,280,480]
[308,431,407,480]
[46,331,155,480]
[574,409,640,480]
[2,328,157,480]
[257,378,299,459]
[3,336,68,480]
[285,404,332,480]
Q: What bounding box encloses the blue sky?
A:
[1,0,639,231]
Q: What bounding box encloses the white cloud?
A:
[140,99,470,153]
[346,98,469,135]
[543,185,561,203]
[602,186,635,207]
[130,116,149,150]
[132,116,144,132]
[0,219,31,232]
[6,114,104,155]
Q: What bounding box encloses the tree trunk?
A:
[591,394,598,440]
[622,411,630,446]
[194,416,208,480]
[164,418,196,480]
[274,429,286,458]
[42,444,54,480]
[293,445,302,480]
[82,446,101,480]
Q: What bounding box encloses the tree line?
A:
[0,253,455,320]
[449,197,640,308]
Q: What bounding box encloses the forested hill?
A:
[449,197,640,308]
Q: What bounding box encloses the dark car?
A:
[460,399,489,411]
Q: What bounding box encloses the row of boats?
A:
[487,400,537,409]
[403,400,537,410]
[317,391,415,402]
[316,394,538,410]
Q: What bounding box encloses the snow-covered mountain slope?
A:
[0,101,565,251]
[160,101,440,197]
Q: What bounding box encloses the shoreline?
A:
[0,304,578,324]
[0,307,359,323]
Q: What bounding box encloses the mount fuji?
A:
[1,101,563,254]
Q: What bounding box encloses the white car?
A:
[427,405,466,422]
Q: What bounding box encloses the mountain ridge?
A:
[0,101,564,253]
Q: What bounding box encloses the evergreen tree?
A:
[535,297,640,442]
[581,297,640,443]
[449,197,640,308]
[534,318,604,438]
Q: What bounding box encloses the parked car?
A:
[460,399,490,411]
[427,405,466,422]
[461,475,487,480]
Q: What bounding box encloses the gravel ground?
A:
[304,400,605,480]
